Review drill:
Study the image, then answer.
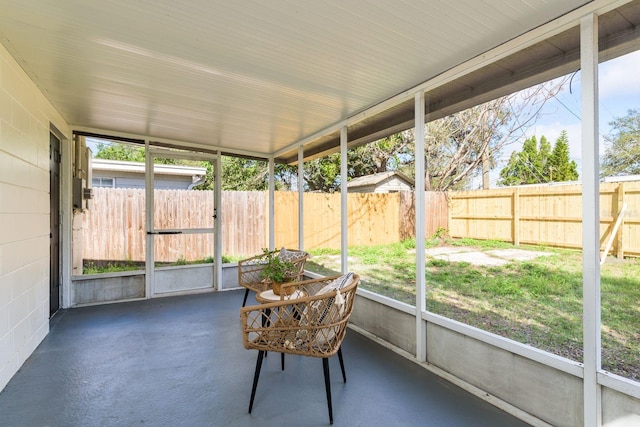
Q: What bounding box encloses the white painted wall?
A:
[0,42,69,391]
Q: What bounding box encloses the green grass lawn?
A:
[306,238,640,381]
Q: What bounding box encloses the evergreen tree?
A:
[499,136,549,185]
[547,130,578,182]
[498,132,578,186]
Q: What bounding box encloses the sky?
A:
[487,49,640,188]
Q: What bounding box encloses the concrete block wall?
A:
[0,42,68,392]
[351,292,640,427]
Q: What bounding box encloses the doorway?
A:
[49,133,61,316]
[145,148,218,296]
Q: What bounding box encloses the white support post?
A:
[268,157,275,251]
[415,91,427,363]
[581,13,602,427]
[213,153,222,291]
[144,140,154,298]
[298,146,304,250]
[340,127,348,273]
[60,133,73,308]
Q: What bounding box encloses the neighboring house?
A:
[602,174,640,183]
[91,158,207,190]
[347,171,414,193]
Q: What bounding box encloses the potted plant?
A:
[260,249,296,295]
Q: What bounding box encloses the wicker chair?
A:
[238,248,309,306]
[240,273,359,425]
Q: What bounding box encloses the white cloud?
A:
[599,50,640,99]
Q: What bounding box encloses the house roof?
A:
[1,1,639,163]
[92,159,206,177]
[347,171,414,188]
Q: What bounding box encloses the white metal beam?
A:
[340,127,348,274]
[144,140,154,298]
[415,91,427,363]
[58,128,73,308]
[269,157,275,251]
[581,12,602,427]
[298,146,304,250]
[214,153,222,291]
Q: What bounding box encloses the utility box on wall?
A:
[72,135,93,211]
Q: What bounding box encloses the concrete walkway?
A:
[0,290,532,426]
[427,246,553,266]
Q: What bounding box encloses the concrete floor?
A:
[0,289,532,426]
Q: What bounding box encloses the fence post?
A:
[616,182,626,259]
[512,188,520,245]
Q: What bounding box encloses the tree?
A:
[498,131,578,185]
[381,79,566,191]
[601,109,640,177]
[303,155,341,192]
[94,142,145,162]
[219,157,269,191]
[547,130,578,182]
[498,135,551,186]
[303,76,564,193]
[418,80,565,191]
[303,133,414,192]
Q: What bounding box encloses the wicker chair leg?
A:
[242,288,250,307]
[322,357,333,425]
[281,353,285,371]
[248,350,265,413]
[337,347,346,383]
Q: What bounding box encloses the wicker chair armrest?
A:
[237,251,275,293]
[238,252,272,271]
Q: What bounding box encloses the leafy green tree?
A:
[601,109,640,177]
[548,130,578,182]
[303,154,341,192]
[301,133,414,192]
[220,157,268,191]
[499,131,578,185]
[94,142,145,162]
[197,157,295,191]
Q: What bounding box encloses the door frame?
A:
[49,132,61,316]
[144,146,220,297]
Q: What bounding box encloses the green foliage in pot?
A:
[260,248,296,284]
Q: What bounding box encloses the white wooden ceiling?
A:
[0,0,631,160]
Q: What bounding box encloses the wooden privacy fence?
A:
[83,182,640,263]
[449,181,640,258]
[273,191,448,248]
[81,188,448,261]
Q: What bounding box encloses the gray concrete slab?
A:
[0,290,532,427]
[427,246,554,266]
[433,251,510,266]
[485,249,553,262]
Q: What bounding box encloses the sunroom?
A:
[1,1,640,426]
